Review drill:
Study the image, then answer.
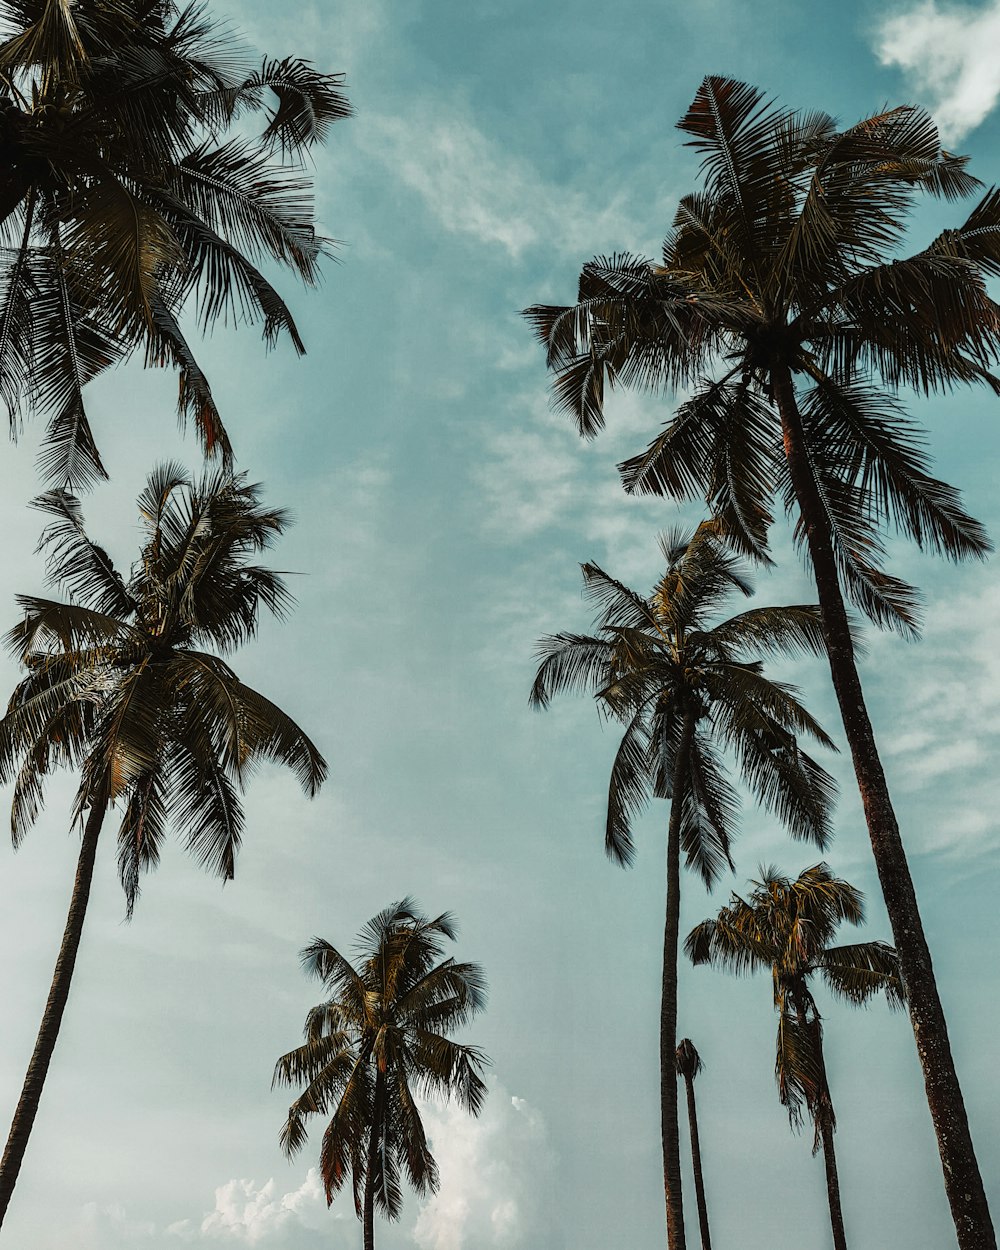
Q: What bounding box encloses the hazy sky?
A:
[1,1,999,1247]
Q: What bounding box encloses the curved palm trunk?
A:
[661,712,695,1250]
[774,364,995,1250]
[818,1111,847,1250]
[0,799,107,1228]
[681,1070,711,1250]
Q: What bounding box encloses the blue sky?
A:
[1,0,1000,1246]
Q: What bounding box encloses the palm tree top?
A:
[0,463,326,911]
[523,76,994,632]
[0,0,352,488]
[274,900,489,1226]
[531,522,837,874]
[675,1037,703,1079]
[687,863,906,1012]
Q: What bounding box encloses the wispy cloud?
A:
[363,106,662,259]
[875,1,1000,141]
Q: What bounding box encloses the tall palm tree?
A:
[530,522,835,1249]
[675,1039,711,1250]
[273,900,489,1250]
[524,77,997,1247]
[687,864,905,1250]
[0,0,351,487]
[0,464,327,1226]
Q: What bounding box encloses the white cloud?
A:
[875,1,1000,141]
[411,1080,553,1250]
[363,107,661,259]
[183,1165,347,1245]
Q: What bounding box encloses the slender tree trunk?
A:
[0,799,107,1228]
[773,363,995,1250]
[681,1072,712,1250]
[661,711,695,1250]
[818,1112,848,1250]
[363,1068,386,1250]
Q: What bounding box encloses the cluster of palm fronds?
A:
[527,76,1000,1250]
[0,8,998,1247]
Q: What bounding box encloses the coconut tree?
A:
[675,1039,711,1250]
[0,464,327,1226]
[0,0,351,487]
[273,900,489,1250]
[687,864,905,1250]
[523,77,997,1247]
[530,522,836,1249]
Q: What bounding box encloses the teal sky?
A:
[1,1,999,1246]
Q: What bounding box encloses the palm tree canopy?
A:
[524,76,994,633]
[0,462,327,912]
[273,899,489,1221]
[531,522,837,877]
[687,862,904,1134]
[675,1037,703,1080]
[0,0,351,487]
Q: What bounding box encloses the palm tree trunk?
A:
[682,1072,711,1250]
[662,711,695,1250]
[818,1111,847,1250]
[363,1068,386,1250]
[0,799,107,1228]
[773,362,996,1250]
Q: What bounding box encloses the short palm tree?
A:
[675,1039,711,1250]
[530,522,836,1250]
[273,900,489,1250]
[524,77,997,1247]
[0,464,327,1225]
[0,0,351,486]
[687,864,905,1250]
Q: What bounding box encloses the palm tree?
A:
[530,522,835,1249]
[273,900,489,1250]
[0,0,351,487]
[0,464,327,1226]
[675,1039,711,1250]
[687,864,905,1250]
[524,77,997,1247]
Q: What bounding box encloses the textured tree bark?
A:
[819,1113,848,1250]
[773,362,996,1250]
[681,1071,712,1250]
[0,800,107,1228]
[363,1068,386,1250]
[661,711,695,1250]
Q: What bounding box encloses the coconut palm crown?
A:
[687,863,904,1250]
[0,0,351,487]
[273,900,488,1250]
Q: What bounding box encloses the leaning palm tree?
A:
[524,77,997,1247]
[531,522,836,1250]
[687,864,905,1250]
[0,0,351,487]
[273,900,489,1250]
[0,464,327,1226]
[675,1039,711,1250]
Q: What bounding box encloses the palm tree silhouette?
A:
[0,0,351,486]
[688,863,905,1250]
[0,464,326,1224]
[531,522,835,1248]
[273,900,489,1250]
[524,77,996,1246]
